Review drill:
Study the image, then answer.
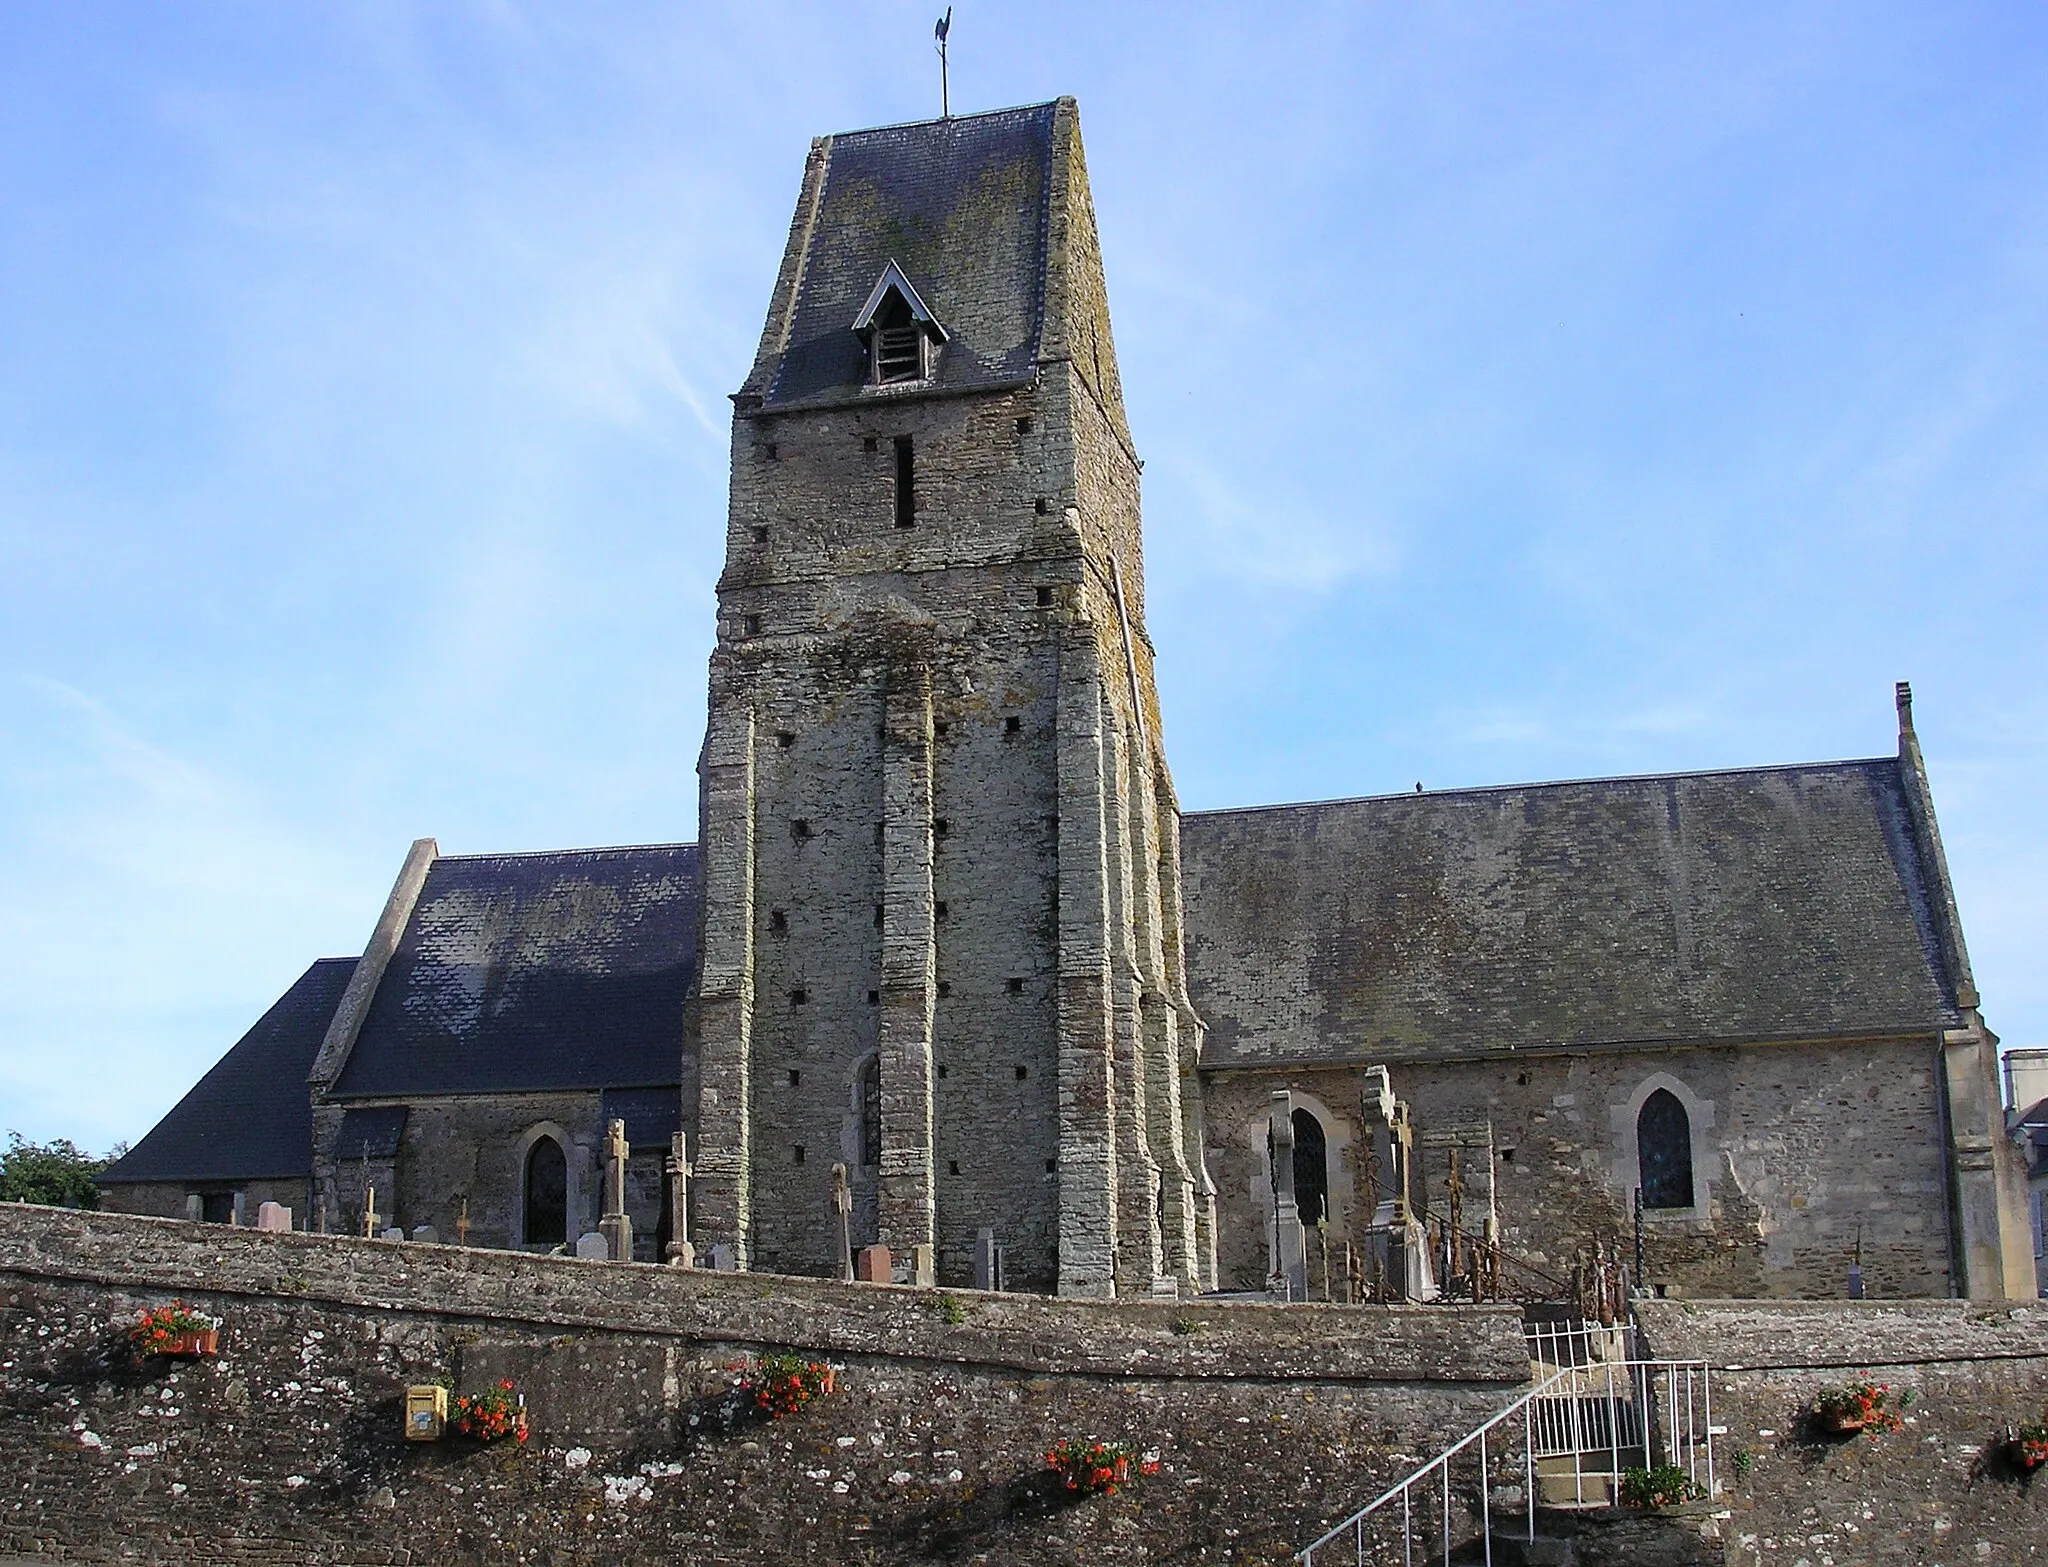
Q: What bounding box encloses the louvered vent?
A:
[874,325,924,384]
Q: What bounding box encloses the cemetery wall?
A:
[1636,1298,2048,1566]
[0,1205,1522,1565]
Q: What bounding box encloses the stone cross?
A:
[1268,1090,1308,1301]
[599,1118,633,1262]
[830,1162,854,1281]
[455,1197,470,1247]
[666,1132,695,1268]
[362,1183,379,1240]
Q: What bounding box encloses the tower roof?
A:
[738,101,1061,412]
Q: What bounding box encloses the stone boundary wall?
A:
[0,1206,1524,1566]
[1637,1299,2048,1566]
[0,1206,1524,1382]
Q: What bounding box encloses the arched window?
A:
[1637,1089,1694,1210]
[1292,1108,1329,1228]
[859,1057,882,1170]
[524,1136,567,1246]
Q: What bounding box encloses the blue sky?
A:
[2,3,2043,1151]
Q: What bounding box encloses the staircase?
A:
[1296,1316,1718,1566]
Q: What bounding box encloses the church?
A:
[100,99,2037,1304]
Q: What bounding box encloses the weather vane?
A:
[935,8,952,119]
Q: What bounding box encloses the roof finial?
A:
[1895,680,1914,737]
[934,9,952,119]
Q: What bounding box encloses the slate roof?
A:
[329,845,699,1099]
[742,102,1057,411]
[1182,759,1965,1069]
[100,958,355,1185]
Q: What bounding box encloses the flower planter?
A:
[158,1328,219,1358]
[1817,1411,1866,1435]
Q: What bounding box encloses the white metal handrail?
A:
[1297,1356,1715,1566]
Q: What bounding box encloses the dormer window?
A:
[853,260,948,389]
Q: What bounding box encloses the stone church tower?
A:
[689,100,1217,1298]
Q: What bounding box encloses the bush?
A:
[0,1132,121,1208]
[1619,1464,1702,1509]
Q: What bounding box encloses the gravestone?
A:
[575,1232,610,1260]
[410,1224,439,1244]
[708,1242,737,1272]
[184,1195,203,1223]
[665,1132,694,1267]
[254,1202,293,1233]
[855,1244,891,1284]
[831,1163,854,1282]
[972,1227,1002,1292]
[598,1118,632,1262]
[911,1243,936,1289]
[381,1227,405,1242]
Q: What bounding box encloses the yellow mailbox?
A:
[404,1383,448,1442]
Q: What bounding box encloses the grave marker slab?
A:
[855,1244,891,1284]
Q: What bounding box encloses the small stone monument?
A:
[381,1227,405,1242]
[454,1197,470,1246]
[598,1118,633,1263]
[410,1224,439,1244]
[255,1202,293,1232]
[855,1243,891,1284]
[575,1232,610,1260]
[184,1194,203,1223]
[972,1227,1003,1292]
[665,1132,695,1267]
[1268,1089,1308,1302]
[708,1242,737,1271]
[831,1164,855,1282]
[362,1184,380,1239]
[911,1243,936,1289]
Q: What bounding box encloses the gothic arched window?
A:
[859,1057,882,1170]
[1637,1089,1694,1211]
[1292,1108,1329,1228]
[524,1136,567,1246]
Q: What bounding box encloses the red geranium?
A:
[452,1379,528,1444]
[1045,1437,1159,1495]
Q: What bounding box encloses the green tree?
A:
[0,1132,122,1208]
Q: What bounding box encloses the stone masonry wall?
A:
[0,1206,1521,1566]
[1205,1035,1956,1299]
[1637,1298,2048,1566]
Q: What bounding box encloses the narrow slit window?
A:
[1004,716,1022,736]
[743,614,761,635]
[768,909,787,933]
[793,1144,805,1164]
[893,436,916,527]
[1007,978,1024,994]
[859,1058,882,1169]
[790,987,808,1007]
[1036,586,1053,607]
